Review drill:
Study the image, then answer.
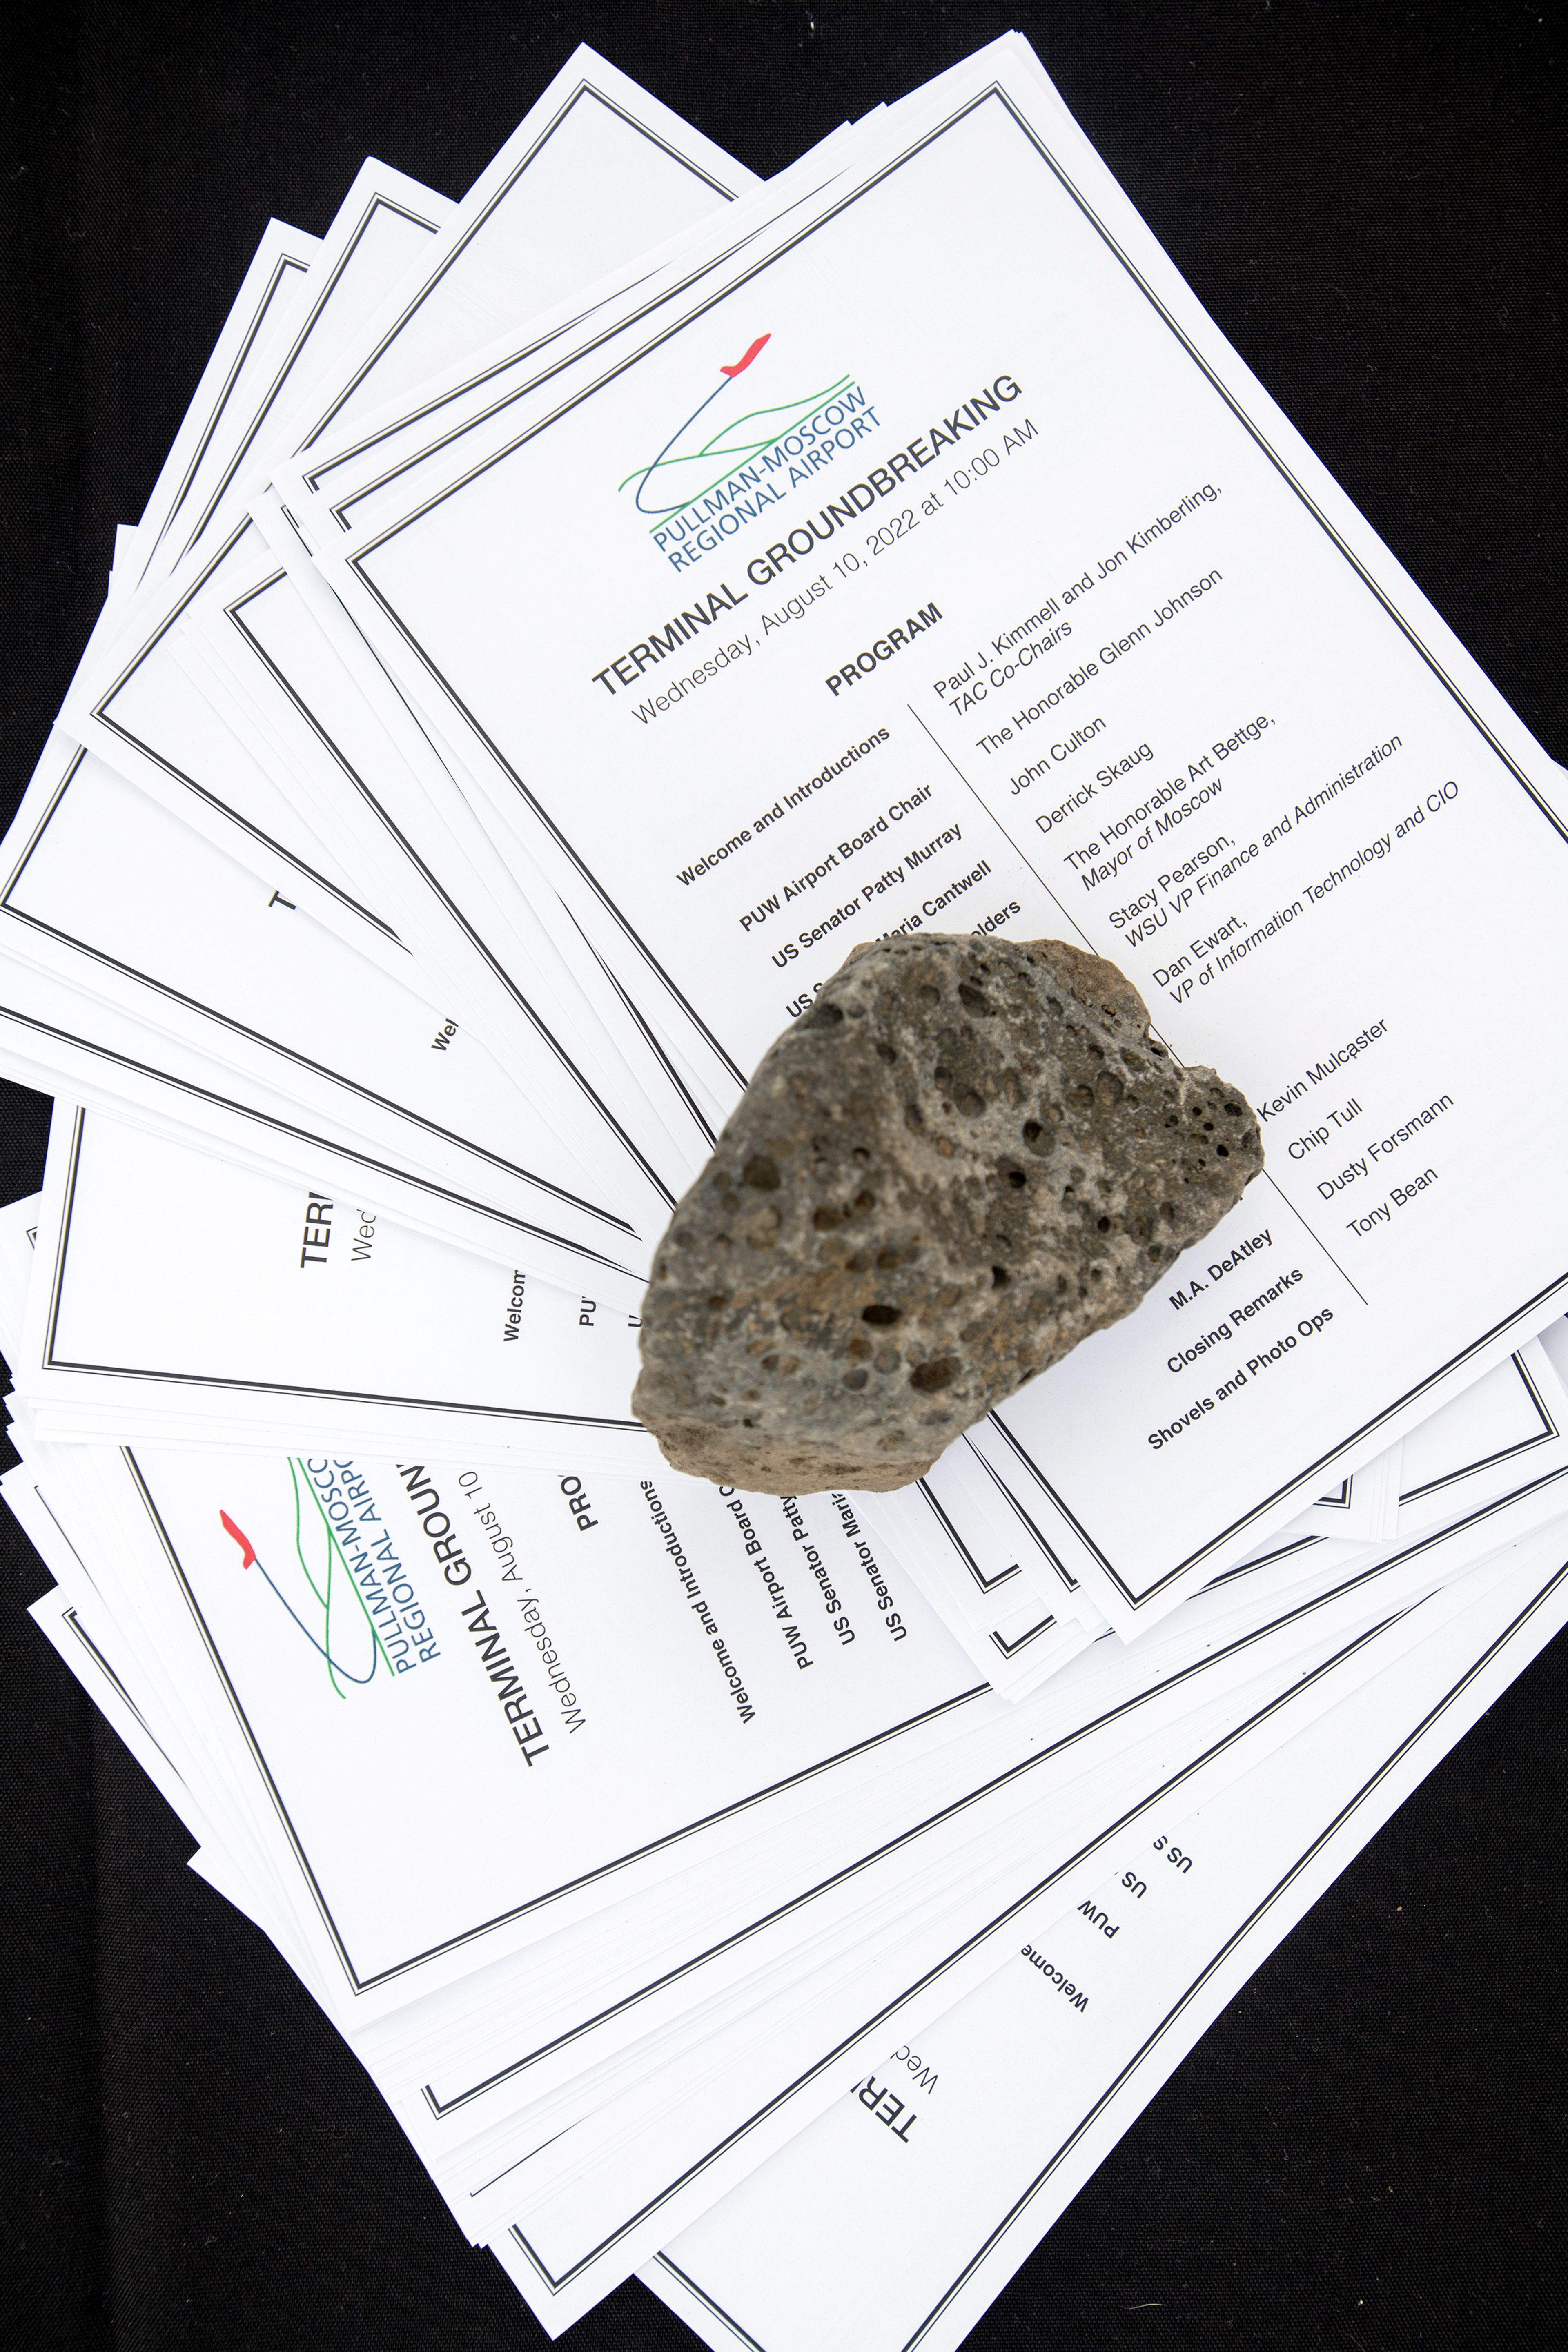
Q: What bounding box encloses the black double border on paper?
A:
[65,541,660,1231]
[887,1347,1564,1676]
[121,1441,987,1999]
[302,78,749,488]
[84,78,754,1196]
[332,80,1568,1612]
[1,740,644,1258]
[88,1329,1568,2169]
[58,125,746,1234]
[91,519,402,946]
[222,559,705,1181]
[145,241,315,577]
[432,1447,1568,2168]
[1397,1345,1559,1508]
[0,987,639,1280]
[461,1597,1384,2187]
[166,186,450,573]
[38,1107,642,1431]
[645,1553,1568,2352]
[496,1601,1430,2301]
[895,1479,1062,1668]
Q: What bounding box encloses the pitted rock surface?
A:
[634,933,1263,1492]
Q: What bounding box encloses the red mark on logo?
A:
[721,334,771,379]
[220,1510,257,1569]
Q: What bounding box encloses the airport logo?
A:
[220,1457,435,1696]
[619,334,878,572]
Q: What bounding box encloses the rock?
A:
[634,932,1263,1492]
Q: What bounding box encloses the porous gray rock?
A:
[634,932,1263,1492]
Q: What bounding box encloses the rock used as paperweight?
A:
[634,932,1263,1492]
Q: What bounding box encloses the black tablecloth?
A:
[3,6,1565,2345]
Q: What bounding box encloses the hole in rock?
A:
[862,1303,902,1327]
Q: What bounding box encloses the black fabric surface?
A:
[2,4,1564,2345]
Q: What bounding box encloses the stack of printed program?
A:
[6,35,1568,2350]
